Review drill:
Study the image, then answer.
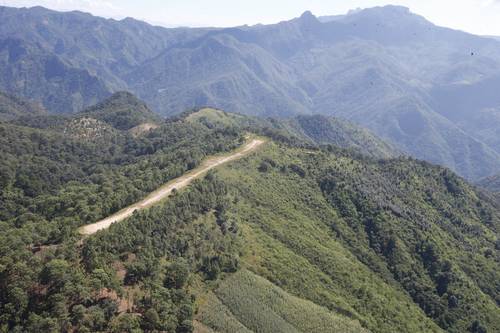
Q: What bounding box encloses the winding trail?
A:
[79,138,266,236]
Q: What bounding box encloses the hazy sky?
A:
[1,0,500,35]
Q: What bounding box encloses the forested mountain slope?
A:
[204,141,499,333]
[1,103,498,332]
[0,5,208,113]
[0,102,245,332]
[78,91,161,131]
[282,114,398,158]
[477,174,500,194]
[185,108,399,159]
[0,36,111,113]
[0,90,46,121]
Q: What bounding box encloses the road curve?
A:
[79,138,265,236]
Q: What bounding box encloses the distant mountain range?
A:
[2,5,500,180]
[485,36,500,41]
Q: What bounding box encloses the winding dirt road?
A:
[78,138,265,236]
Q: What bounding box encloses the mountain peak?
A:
[298,10,320,24]
[377,5,410,13]
[94,91,153,114]
[339,4,430,28]
[105,91,141,103]
[300,11,315,19]
[79,92,160,130]
[295,10,321,29]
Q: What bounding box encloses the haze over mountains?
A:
[2,4,500,180]
[1,4,500,331]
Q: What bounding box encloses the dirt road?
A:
[79,138,265,236]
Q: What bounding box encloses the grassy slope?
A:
[196,145,438,332]
[186,108,249,127]
[198,269,369,333]
[196,141,499,333]
[228,183,438,328]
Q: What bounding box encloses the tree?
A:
[110,314,142,333]
[164,259,190,289]
[177,303,193,323]
[6,287,28,325]
[40,259,71,291]
[258,161,270,173]
[83,306,106,332]
[26,314,58,333]
[176,319,193,333]
[470,320,487,333]
[90,268,112,291]
[142,308,160,331]
[71,304,86,326]
[201,256,221,280]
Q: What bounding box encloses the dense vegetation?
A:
[0,102,499,332]
[78,92,161,131]
[206,141,500,333]
[186,108,398,159]
[282,114,398,158]
[1,2,500,330]
[0,100,242,332]
[79,173,241,332]
[0,90,46,121]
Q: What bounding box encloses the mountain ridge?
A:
[0,96,499,332]
[2,5,500,180]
